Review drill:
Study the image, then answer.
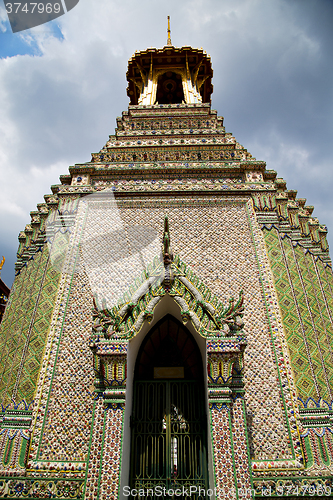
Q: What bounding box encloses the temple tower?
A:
[0,33,333,500]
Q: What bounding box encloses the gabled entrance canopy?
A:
[90,217,245,343]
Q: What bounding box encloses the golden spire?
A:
[0,256,4,273]
[167,16,172,46]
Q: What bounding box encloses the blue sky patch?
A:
[0,0,64,59]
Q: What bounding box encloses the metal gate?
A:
[129,379,209,499]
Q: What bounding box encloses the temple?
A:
[0,29,333,500]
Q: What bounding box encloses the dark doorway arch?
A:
[129,315,209,499]
[156,72,185,104]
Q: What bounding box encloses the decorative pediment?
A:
[91,217,244,341]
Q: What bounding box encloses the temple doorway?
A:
[129,315,209,499]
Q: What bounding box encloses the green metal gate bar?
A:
[129,380,209,499]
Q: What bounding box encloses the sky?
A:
[0,0,332,287]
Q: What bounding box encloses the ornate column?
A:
[86,320,127,500]
[98,348,126,500]
[207,335,253,500]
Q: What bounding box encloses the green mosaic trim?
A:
[295,247,333,400]
[252,192,277,212]
[0,244,61,406]
[315,260,333,391]
[89,160,255,172]
[18,437,28,469]
[81,399,100,499]
[318,434,330,465]
[310,256,333,385]
[241,398,254,489]
[316,261,333,322]
[0,265,32,403]
[0,247,46,405]
[113,195,250,209]
[301,434,314,468]
[117,406,125,500]
[15,260,61,404]
[302,428,333,469]
[91,150,247,164]
[281,238,326,399]
[3,437,14,466]
[88,178,273,195]
[263,226,319,400]
[321,264,333,301]
[228,409,240,499]
[209,405,218,493]
[95,407,107,499]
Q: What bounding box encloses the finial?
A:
[162,216,174,290]
[0,256,4,274]
[167,16,172,46]
[162,216,173,265]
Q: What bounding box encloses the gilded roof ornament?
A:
[167,16,172,46]
[126,18,213,105]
